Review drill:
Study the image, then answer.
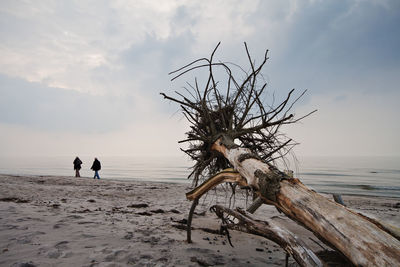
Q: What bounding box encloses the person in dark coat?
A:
[73,156,82,177]
[91,158,101,179]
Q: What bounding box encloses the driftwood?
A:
[185,169,246,243]
[185,169,322,266]
[211,205,322,267]
[332,194,345,206]
[212,139,400,266]
[162,43,400,266]
[186,169,246,201]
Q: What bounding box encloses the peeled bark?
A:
[212,138,400,267]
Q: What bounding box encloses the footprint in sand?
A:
[47,249,62,259]
[47,241,71,259]
[103,249,128,262]
[53,223,66,229]
[54,240,69,250]
[16,231,45,244]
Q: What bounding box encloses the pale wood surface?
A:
[212,139,400,266]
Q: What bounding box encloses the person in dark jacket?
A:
[73,156,82,177]
[91,158,101,179]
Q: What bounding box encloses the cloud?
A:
[0,0,186,93]
[0,119,188,157]
[261,0,400,94]
[117,31,195,96]
[0,74,135,133]
[287,89,400,156]
[0,0,399,157]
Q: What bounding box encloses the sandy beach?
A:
[0,174,399,267]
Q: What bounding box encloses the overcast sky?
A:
[0,0,399,158]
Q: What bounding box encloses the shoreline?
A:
[0,173,188,184]
[1,174,399,266]
[2,172,399,199]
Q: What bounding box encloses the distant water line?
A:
[0,155,399,198]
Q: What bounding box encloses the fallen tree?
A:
[161,42,400,266]
[211,139,400,266]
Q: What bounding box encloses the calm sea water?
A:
[0,155,399,198]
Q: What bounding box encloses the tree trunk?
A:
[212,138,400,267]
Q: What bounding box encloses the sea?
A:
[0,155,399,198]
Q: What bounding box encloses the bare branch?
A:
[161,42,315,184]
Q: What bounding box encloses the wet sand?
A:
[0,174,399,266]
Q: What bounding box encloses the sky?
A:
[0,0,399,158]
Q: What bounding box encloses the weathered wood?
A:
[186,169,247,243]
[333,194,345,206]
[164,43,399,266]
[212,205,322,267]
[187,198,198,243]
[187,171,323,266]
[212,138,400,267]
[246,196,264,214]
[186,169,245,201]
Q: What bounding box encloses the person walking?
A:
[91,158,101,179]
[73,156,82,177]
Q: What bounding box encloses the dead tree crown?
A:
[161,42,316,186]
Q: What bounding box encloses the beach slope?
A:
[0,174,398,266]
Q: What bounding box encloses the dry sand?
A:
[0,174,399,267]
